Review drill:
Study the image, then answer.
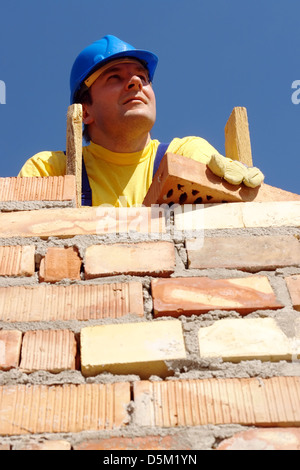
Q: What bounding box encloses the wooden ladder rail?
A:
[66,104,83,208]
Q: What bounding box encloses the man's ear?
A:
[82,102,94,125]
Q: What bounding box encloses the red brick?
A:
[143,153,300,206]
[0,245,35,277]
[0,444,10,450]
[0,206,165,238]
[39,246,82,282]
[217,428,300,450]
[16,440,71,450]
[151,276,283,317]
[0,382,130,435]
[19,330,77,373]
[74,435,192,450]
[0,176,75,202]
[134,377,300,427]
[85,242,175,278]
[285,275,300,311]
[0,330,22,371]
[186,235,300,271]
[0,282,143,322]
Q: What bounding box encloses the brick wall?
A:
[0,176,300,450]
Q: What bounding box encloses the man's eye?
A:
[108,74,120,81]
[139,75,149,84]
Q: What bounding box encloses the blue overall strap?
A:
[152,142,170,178]
[81,156,92,206]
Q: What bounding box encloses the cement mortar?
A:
[0,201,76,212]
[0,423,247,450]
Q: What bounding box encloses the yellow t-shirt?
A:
[18,137,218,206]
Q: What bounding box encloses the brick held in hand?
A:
[143,153,300,206]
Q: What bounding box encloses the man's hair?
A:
[77,88,92,143]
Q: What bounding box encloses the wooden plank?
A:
[143,153,300,206]
[66,104,83,207]
[225,107,253,166]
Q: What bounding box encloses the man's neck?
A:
[89,131,151,153]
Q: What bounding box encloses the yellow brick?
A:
[80,320,186,379]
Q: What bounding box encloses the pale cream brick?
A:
[201,203,244,229]
[242,201,300,228]
[80,320,186,379]
[186,235,300,271]
[179,201,300,231]
[173,204,205,232]
[198,318,299,362]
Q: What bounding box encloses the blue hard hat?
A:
[70,35,158,104]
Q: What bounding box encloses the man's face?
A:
[82,60,156,142]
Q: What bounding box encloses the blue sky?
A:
[0,0,299,194]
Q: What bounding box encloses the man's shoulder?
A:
[167,136,219,164]
[18,150,67,177]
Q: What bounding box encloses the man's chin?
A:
[121,111,155,128]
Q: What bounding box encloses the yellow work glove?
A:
[208,154,264,188]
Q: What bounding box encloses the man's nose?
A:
[126,75,143,90]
